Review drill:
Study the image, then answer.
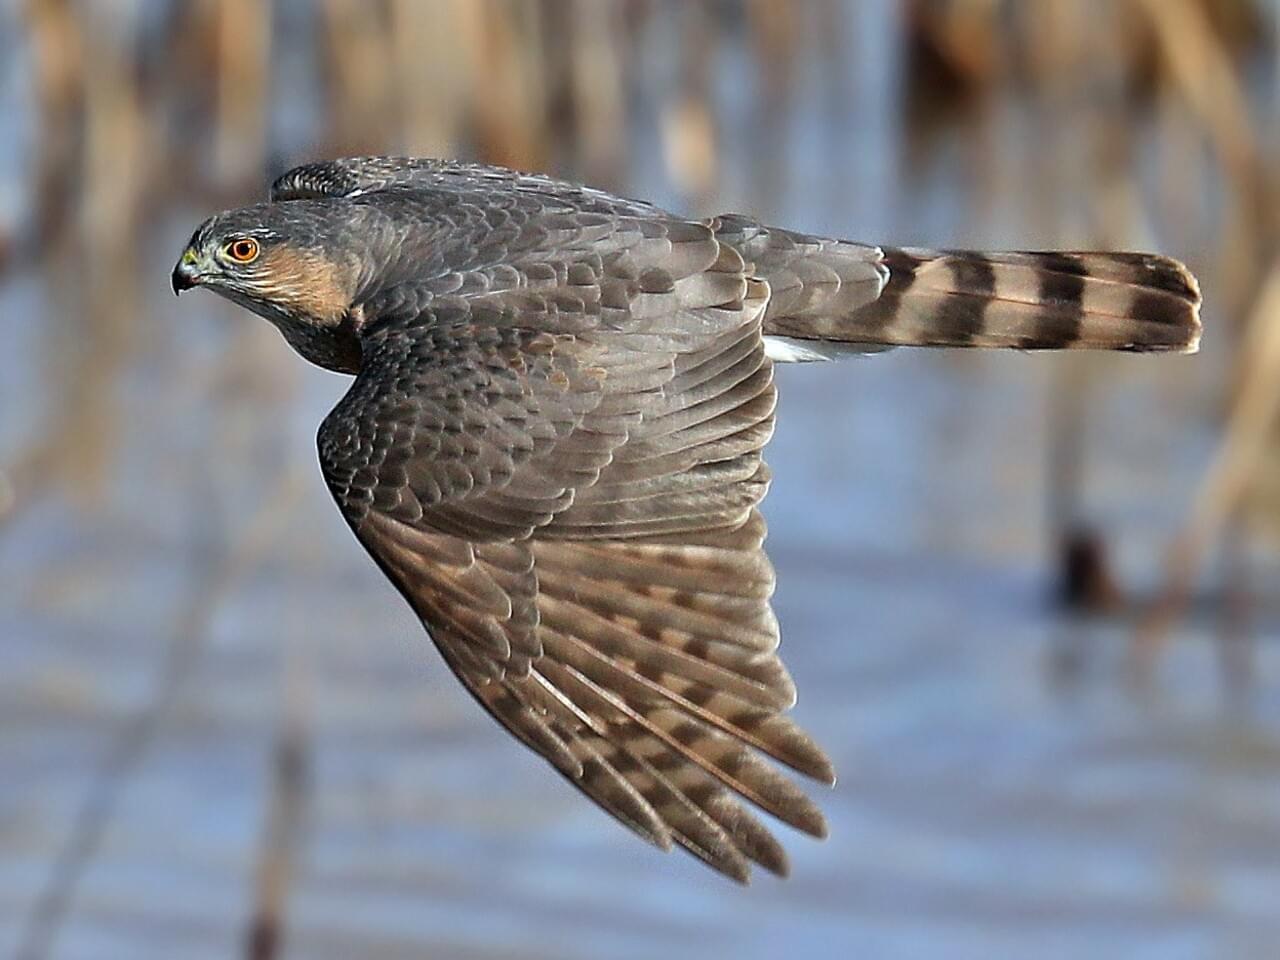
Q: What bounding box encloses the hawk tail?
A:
[763,249,1202,356]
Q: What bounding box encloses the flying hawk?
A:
[173,157,1201,881]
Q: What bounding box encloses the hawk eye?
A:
[223,237,260,264]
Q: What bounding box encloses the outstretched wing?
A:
[319,210,833,881]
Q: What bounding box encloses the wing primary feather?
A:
[542,627,834,782]
[537,592,791,709]
[575,728,753,883]
[621,729,791,877]
[476,685,583,779]
[535,653,826,838]
[555,729,674,851]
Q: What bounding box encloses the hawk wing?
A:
[318,211,833,882]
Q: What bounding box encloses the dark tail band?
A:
[764,248,1202,354]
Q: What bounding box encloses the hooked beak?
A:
[171,247,202,294]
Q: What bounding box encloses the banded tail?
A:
[759,247,1202,358]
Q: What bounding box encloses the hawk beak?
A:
[171,248,201,294]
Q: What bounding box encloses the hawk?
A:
[172,157,1201,881]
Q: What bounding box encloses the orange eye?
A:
[224,237,259,263]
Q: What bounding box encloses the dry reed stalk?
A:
[214,0,272,186]
[23,0,83,250]
[1022,0,1132,612]
[63,4,149,508]
[469,0,547,170]
[390,0,468,158]
[566,0,626,186]
[245,655,310,960]
[904,0,1003,91]
[321,0,397,154]
[1138,261,1280,654]
[661,2,718,201]
[0,233,94,529]
[1133,0,1270,319]
[1215,518,1256,695]
[748,0,799,107]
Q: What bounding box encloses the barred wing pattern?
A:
[319,215,831,881]
[299,157,1200,881]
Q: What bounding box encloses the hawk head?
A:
[172,201,373,373]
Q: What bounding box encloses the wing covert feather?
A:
[317,211,833,881]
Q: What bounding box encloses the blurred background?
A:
[2,1,1279,957]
